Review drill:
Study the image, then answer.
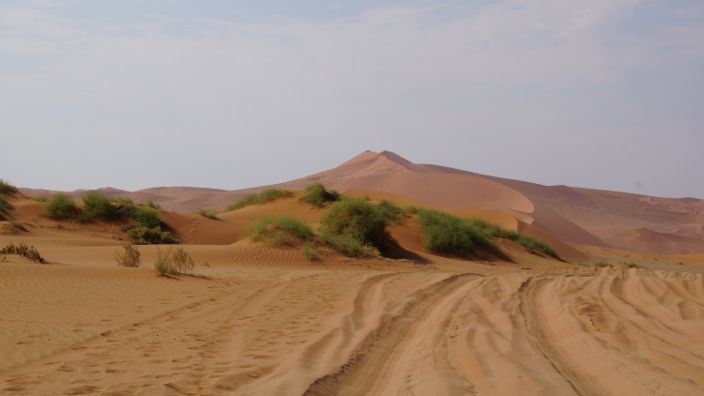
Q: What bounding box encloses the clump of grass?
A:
[249,216,314,247]
[300,183,340,208]
[143,199,161,209]
[31,196,49,203]
[377,200,404,224]
[319,198,393,257]
[415,209,559,260]
[416,209,498,257]
[0,179,18,220]
[0,243,45,263]
[115,244,141,267]
[0,179,18,196]
[154,246,195,276]
[127,225,178,245]
[226,188,293,211]
[197,209,219,220]
[132,207,162,228]
[319,232,378,257]
[82,192,119,221]
[45,194,80,220]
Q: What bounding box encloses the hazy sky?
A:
[2,0,703,198]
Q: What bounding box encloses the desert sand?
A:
[2,186,704,395]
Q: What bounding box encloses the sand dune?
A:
[20,150,704,254]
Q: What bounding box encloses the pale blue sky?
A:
[1,0,703,197]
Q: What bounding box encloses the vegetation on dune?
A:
[227,188,294,211]
[143,199,161,209]
[127,225,178,245]
[319,232,378,257]
[154,246,195,276]
[0,179,18,220]
[0,243,45,263]
[82,192,120,221]
[302,242,320,261]
[45,194,81,220]
[197,209,219,220]
[115,244,141,268]
[415,208,559,259]
[132,207,162,228]
[300,183,340,208]
[249,216,314,247]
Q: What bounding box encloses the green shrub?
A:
[479,223,559,259]
[321,198,389,251]
[319,232,378,257]
[0,243,45,263]
[226,188,293,211]
[300,183,340,207]
[111,197,134,205]
[0,195,12,220]
[127,225,178,245]
[416,209,497,257]
[115,244,141,267]
[143,199,161,209]
[82,192,119,221]
[31,196,49,203]
[377,200,404,223]
[197,209,219,220]
[154,246,195,276]
[0,179,18,196]
[45,194,80,220]
[132,207,162,228]
[249,216,314,247]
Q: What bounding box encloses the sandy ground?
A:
[1,230,704,395]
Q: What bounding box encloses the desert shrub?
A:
[303,242,320,261]
[416,209,498,257]
[319,232,377,257]
[154,246,195,276]
[143,199,161,209]
[377,200,404,223]
[45,194,80,220]
[300,183,340,208]
[132,207,162,228]
[82,192,119,221]
[0,195,12,220]
[476,222,559,259]
[31,196,49,203]
[0,179,18,195]
[127,225,178,245]
[115,244,141,267]
[0,243,45,263]
[320,198,388,251]
[197,209,219,220]
[249,216,314,247]
[226,188,293,211]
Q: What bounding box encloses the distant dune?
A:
[20,150,704,254]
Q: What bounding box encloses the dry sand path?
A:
[2,257,704,395]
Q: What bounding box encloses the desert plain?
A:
[2,151,704,395]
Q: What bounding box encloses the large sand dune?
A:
[21,150,704,254]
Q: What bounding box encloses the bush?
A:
[249,216,314,247]
[115,244,141,267]
[300,183,340,208]
[0,179,18,196]
[143,199,161,209]
[0,195,12,220]
[320,232,377,257]
[226,188,293,211]
[154,246,195,276]
[197,209,219,220]
[45,194,80,220]
[127,225,178,245]
[416,209,498,257]
[377,200,404,223]
[320,198,388,250]
[0,243,45,263]
[132,207,162,228]
[82,192,119,221]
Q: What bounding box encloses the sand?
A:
[2,227,704,395]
